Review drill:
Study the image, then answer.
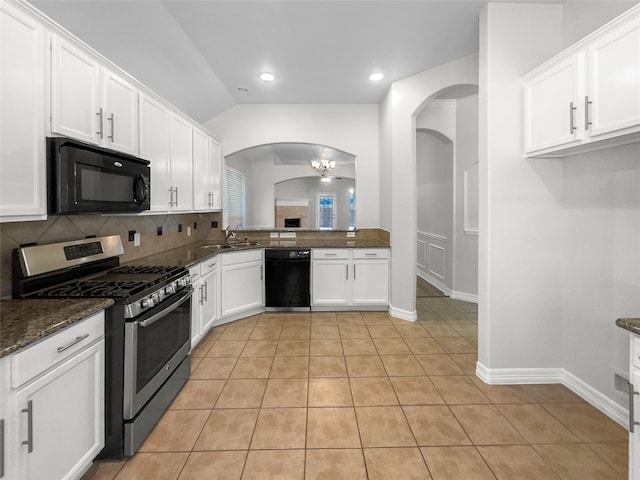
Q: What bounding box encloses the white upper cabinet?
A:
[523,5,640,157]
[140,92,172,212]
[51,36,139,156]
[169,114,194,212]
[587,17,640,138]
[193,128,222,212]
[0,1,47,222]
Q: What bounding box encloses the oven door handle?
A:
[137,290,192,328]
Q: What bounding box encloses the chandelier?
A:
[310,148,336,182]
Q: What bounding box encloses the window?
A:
[224,166,245,228]
[318,193,335,230]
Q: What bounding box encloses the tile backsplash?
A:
[0,212,223,298]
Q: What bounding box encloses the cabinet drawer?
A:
[313,249,349,260]
[634,336,640,369]
[200,257,218,276]
[221,249,262,265]
[352,248,389,259]
[11,311,105,389]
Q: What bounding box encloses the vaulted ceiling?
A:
[31,0,557,124]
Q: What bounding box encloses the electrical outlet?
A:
[280,232,296,238]
[187,226,192,236]
[157,226,163,236]
[212,220,218,228]
[193,222,197,230]
[134,232,141,246]
[270,232,279,238]
[347,232,356,238]
[178,224,182,233]
[128,230,136,242]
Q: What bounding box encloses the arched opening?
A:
[413,84,479,302]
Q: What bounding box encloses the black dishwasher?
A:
[265,249,311,310]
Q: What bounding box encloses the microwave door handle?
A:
[137,290,192,328]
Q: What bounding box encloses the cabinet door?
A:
[221,262,263,317]
[14,341,104,480]
[51,36,101,145]
[0,3,46,221]
[633,369,640,480]
[311,260,350,306]
[201,269,218,333]
[103,71,139,156]
[209,139,222,210]
[192,128,210,211]
[523,55,583,153]
[352,259,389,306]
[587,16,640,138]
[139,93,171,212]
[169,114,193,212]
[191,279,204,349]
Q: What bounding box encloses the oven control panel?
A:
[125,274,191,318]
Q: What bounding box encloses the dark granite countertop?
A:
[0,298,114,358]
[124,239,390,270]
[616,318,640,336]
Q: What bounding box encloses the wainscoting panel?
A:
[428,244,445,280]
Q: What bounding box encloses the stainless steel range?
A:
[13,235,192,458]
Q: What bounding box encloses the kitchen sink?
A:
[200,244,232,250]
[232,241,262,247]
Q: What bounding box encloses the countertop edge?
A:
[615,318,640,336]
[1,298,114,358]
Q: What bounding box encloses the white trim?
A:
[389,305,417,322]
[475,363,628,428]
[428,244,446,280]
[417,230,447,242]
[418,271,451,297]
[275,198,310,207]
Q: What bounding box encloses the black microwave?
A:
[47,137,150,215]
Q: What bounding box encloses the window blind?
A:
[224,166,245,228]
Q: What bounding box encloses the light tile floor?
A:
[82,298,628,480]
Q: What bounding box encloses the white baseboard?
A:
[450,291,478,304]
[417,271,478,304]
[389,305,417,322]
[476,362,628,428]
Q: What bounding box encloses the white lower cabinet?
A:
[0,311,105,480]
[220,250,264,319]
[190,259,219,349]
[628,335,640,480]
[312,249,389,309]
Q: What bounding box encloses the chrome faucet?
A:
[224,226,237,246]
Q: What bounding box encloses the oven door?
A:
[123,287,192,419]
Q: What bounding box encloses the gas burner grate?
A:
[43,280,148,298]
[110,265,181,275]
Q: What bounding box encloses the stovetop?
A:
[13,236,191,318]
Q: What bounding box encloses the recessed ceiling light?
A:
[259,72,275,82]
[369,72,384,82]
[237,87,249,92]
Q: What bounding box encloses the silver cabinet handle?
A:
[169,186,174,207]
[365,253,377,256]
[584,96,592,130]
[1,418,4,478]
[260,266,263,281]
[96,108,104,138]
[198,284,204,305]
[325,253,337,256]
[203,281,208,302]
[629,382,639,432]
[569,102,577,134]
[353,264,356,279]
[346,264,348,280]
[107,113,115,142]
[21,401,33,453]
[57,334,90,353]
[175,187,179,207]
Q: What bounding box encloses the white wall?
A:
[479,1,639,422]
[379,54,479,320]
[478,2,565,372]
[454,96,479,299]
[561,144,640,410]
[205,104,379,228]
